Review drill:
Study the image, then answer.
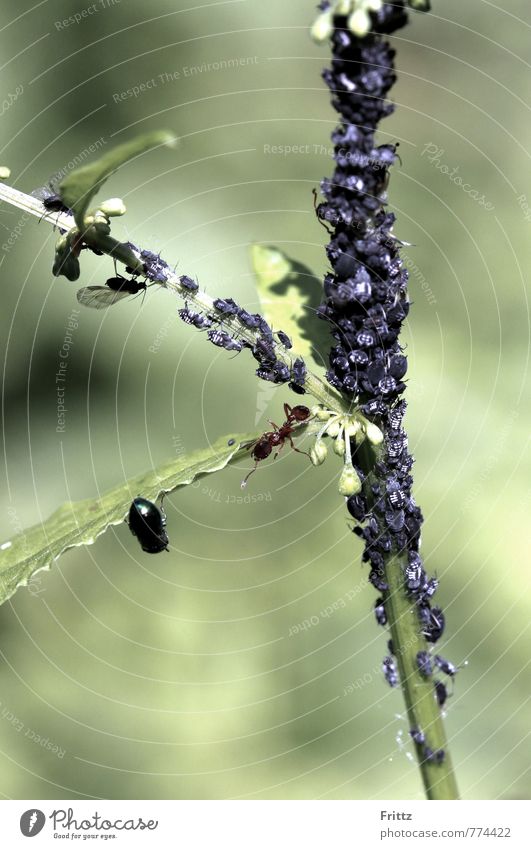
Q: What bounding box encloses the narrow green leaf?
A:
[250,244,330,372]
[0,431,254,607]
[59,130,176,227]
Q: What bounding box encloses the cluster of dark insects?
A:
[375,594,458,702]
[177,292,307,392]
[409,726,446,765]
[372,531,462,765]
[379,640,457,765]
[70,239,308,393]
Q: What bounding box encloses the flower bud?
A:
[99,197,126,217]
[310,439,328,466]
[338,463,362,496]
[313,406,332,421]
[348,8,371,36]
[364,421,384,445]
[344,419,361,438]
[336,0,352,13]
[311,11,334,43]
[333,436,346,456]
[327,418,342,438]
[0,166,11,180]
[91,209,111,234]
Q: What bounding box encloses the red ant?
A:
[241,404,312,488]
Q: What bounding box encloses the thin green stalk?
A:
[384,553,459,799]
[354,442,459,798]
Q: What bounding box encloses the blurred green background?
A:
[0,0,529,800]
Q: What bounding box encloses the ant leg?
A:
[288,436,311,458]
[283,403,293,421]
[292,446,311,458]
[272,442,287,460]
[241,461,259,489]
[268,421,281,432]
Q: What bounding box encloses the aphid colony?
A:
[41,178,308,395]
[180,293,308,393]
[73,242,308,395]
[374,586,463,767]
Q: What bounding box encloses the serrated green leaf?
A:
[59,130,176,227]
[250,244,330,372]
[0,431,254,607]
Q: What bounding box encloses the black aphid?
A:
[237,308,261,330]
[289,357,307,394]
[409,727,425,746]
[179,274,199,292]
[382,656,398,687]
[178,307,213,329]
[213,297,239,315]
[434,679,448,708]
[277,330,292,349]
[207,330,243,352]
[420,605,445,643]
[253,337,276,365]
[416,650,433,678]
[140,249,171,282]
[31,184,71,215]
[374,597,387,626]
[434,655,458,678]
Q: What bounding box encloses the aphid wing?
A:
[76,286,131,309]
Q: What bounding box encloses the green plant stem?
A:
[384,552,459,799]
[0,182,347,415]
[354,443,459,798]
[0,181,459,797]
